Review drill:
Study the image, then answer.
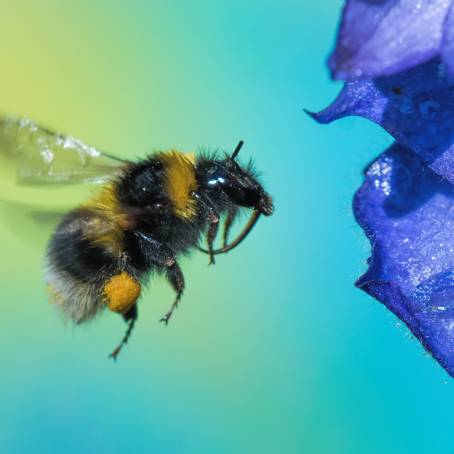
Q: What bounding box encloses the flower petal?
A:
[311,58,454,184]
[441,2,454,75]
[329,0,450,80]
[354,142,454,376]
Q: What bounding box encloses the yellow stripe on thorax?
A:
[157,151,197,219]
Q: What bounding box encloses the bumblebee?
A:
[0,116,273,358]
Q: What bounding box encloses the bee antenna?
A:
[231,140,244,160]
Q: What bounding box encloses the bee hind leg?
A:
[160,262,185,325]
[109,304,138,361]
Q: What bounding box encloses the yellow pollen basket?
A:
[103,272,141,314]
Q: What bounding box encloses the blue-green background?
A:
[1,1,453,453]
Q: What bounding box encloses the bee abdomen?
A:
[46,209,121,323]
[46,265,104,324]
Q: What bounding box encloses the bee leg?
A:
[222,205,239,247]
[135,232,176,268]
[123,303,138,321]
[206,213,220,266]
[160,262,185,325]
[109,304,138,361]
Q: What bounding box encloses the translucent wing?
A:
[0,115,126,208]
[0,115,125,184]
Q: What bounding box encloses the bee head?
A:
[200,141,274,216]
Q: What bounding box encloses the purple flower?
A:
[329,0,454,80]
[355,143,454,376]
[311,58,454,183]
[312,1,454,376]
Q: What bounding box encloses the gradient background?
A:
[0,1,453,453]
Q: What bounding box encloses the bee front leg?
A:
[206,212,220,266]
[160,262,185,325]
[222,205,238,247]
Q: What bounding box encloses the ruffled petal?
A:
[354,143,454,376]
[329,0,450,80]
[311,58,454,184]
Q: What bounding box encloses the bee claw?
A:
[109,347,121,361]
[159,284,182,326]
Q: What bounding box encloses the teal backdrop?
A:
[0,1,453,453]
